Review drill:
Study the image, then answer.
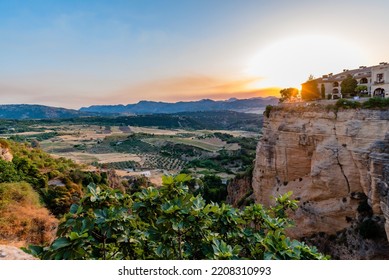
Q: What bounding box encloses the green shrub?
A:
[0,182,40,209]
[335,99,361,109]
[362,97,389,109]
[0,140,85,217]
[0,138,10,149]
[0,160,20,183]
[264,105,273,118]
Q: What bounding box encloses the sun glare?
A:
[245,35,367,90]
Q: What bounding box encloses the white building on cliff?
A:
[316,62,389,99]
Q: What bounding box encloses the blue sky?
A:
[1,0,388,108]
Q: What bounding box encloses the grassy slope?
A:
[0,182,58,246]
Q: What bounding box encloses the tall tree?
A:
[341,74,358,97]
[321,84,326,99]
[279,88,298,102]
[301,75,320,101]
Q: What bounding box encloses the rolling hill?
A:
[0,104,95,119]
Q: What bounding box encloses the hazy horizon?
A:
[1,0,388,108]
[0,94,279,110]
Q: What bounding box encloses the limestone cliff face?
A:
[226,176,253,208]
[0,146,13,162]
[252,107,389,241]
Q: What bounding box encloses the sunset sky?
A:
[1,0,388,108]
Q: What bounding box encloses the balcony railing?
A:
[374,80,385,84]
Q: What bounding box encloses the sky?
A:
[1,0,389,109]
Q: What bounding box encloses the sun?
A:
[245,35,366,90]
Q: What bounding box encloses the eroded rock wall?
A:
[226,176,254,208]
[0,146,13,162]
[252,108,389,241]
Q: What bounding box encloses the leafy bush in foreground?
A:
[28,175,328,260]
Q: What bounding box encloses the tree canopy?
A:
[321,84,326,99]
[355,85,368,95]
[279,88,299,102]
[341,74,358,97]
[28,175,328,260]
[301,75,320,101]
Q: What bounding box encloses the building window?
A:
[376,73,384,84]
[333,82,339,87]
[360,78,368,84]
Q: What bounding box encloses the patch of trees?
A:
[186,159,227,173]
[0,140,107,216]
[122,176,155,195]
[213,133,257,172]
[160,142,204,158]
[107,135,157,154]
[8,132,58,143]
[143,155,186,170]
[183,133,257,175]
[194,175,227,204]
[93,160,140,170]
[0,120,45,134]
[9,111,262,132]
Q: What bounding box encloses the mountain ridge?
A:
[0,104,97,120]
[79,96,279,115]
[0,97,278,120]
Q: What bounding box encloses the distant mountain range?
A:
[0,97,278,120]
[79,97,279,115]
[0,104,95,120]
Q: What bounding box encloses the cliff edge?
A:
[252,106,389,253]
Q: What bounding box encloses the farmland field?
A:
[2,116,261,183]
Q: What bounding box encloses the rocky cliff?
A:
[0,245,37,260]
[252,105,389,257]
[0,145,13,162]
[226,175,254,208]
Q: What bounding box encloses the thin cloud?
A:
[109,75,275,103]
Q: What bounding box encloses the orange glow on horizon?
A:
[105,75,280,105]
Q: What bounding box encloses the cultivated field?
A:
[4,123,259,183]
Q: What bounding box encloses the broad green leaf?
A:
[51,237,71,250]
[162,175,174,186]
[69,204,79,214]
